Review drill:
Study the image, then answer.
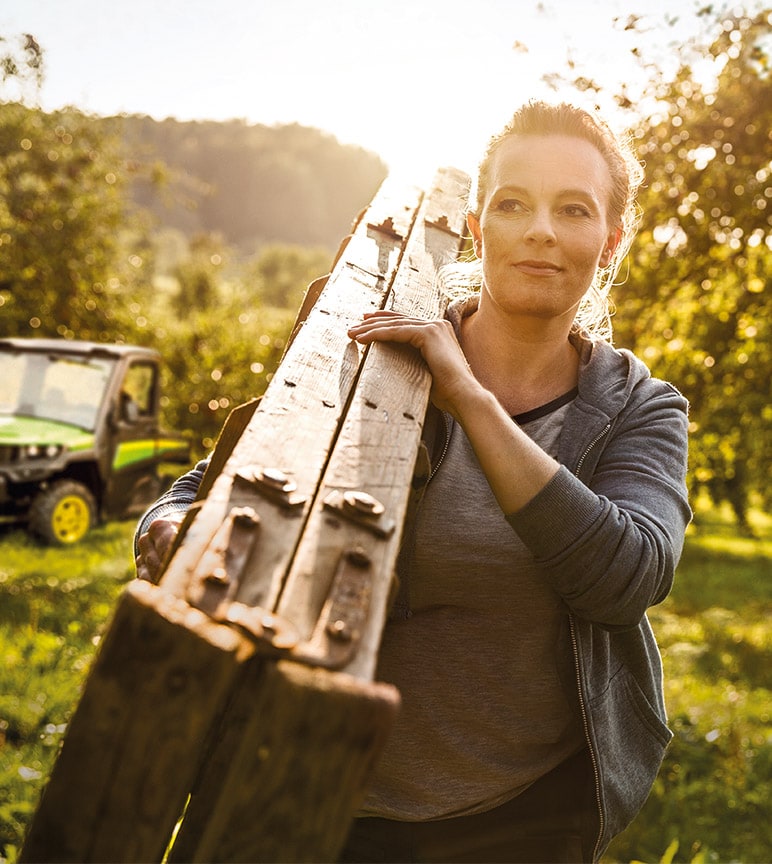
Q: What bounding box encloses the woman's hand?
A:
[347,310,476,417]
[349,310,563,515]
[135,515,184,583]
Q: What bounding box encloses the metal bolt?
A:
[326,619,352,641]
[205,567,230,586]
[343,490,384,516]
[257,467,297,493]
[346,547,372,568]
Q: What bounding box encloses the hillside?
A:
[115,114,389,253]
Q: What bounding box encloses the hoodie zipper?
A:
[574,422,611,479]
[428,411,452,483]
[571,421,612,861]
[569,613,605,862]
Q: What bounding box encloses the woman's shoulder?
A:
[576,334,688,415]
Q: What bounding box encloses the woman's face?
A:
[468,134,620,329]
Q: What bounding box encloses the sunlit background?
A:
[0,0,711,182]
[1,5,770,862]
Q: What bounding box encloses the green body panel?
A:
[112,438,188,471]
[0,415,94,451]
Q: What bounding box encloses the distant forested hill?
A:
[115,114,389,253]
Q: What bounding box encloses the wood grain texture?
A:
[276,167,470,680]
[170,660,400,863]
[20,580,251,863]
[159,180,424,617]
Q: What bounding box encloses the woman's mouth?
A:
[514,259,561,276]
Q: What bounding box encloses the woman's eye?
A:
[564,204,591,217]
[497,198,523,212]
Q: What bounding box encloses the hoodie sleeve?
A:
[133,457,210,556]
[132,397,262,556]
[506,381,691,630]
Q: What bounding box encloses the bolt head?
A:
[343,490,384,516]
[258,467,297,493]
[327,619,352,641]
[205,568,230,586]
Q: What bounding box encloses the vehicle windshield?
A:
[0,349,115,431]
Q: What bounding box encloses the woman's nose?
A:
[523,209,557,244]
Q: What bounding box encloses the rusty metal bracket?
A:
[292,547,374,670]
[186,506,261,616]
[184,502,301,656]
[184,497,380,671]
[323,489,395,538]
[234,465,308,510]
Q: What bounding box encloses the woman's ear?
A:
[600,227,623,267]
[467,212,482,257]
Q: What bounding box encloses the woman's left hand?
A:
[347,310,475,416]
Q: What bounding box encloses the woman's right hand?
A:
[347,310,477,418]
[135,515,184,583]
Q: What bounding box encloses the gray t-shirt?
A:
[360,395,584,821]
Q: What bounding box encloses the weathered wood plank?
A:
[170,660,399,863]
[20,580,253,864]
[163,168,469,862]
[158,179,424,616]
[21,169,472,864]
[275,167,470,680]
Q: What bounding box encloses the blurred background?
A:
[0,2,770,862]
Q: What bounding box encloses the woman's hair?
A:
[442,100,644,342]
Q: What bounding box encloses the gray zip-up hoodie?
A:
[135,305,691,861]
[498,330,690,859]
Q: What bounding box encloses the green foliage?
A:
[244,243,333,309]
[153,298,296,457]
[170,233,225,316]
[608,8,772,529]
[0,102,154,340]
[125,236,332,457]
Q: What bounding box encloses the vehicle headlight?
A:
[23,444,62,459]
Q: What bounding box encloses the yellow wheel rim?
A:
[51,494,91,543]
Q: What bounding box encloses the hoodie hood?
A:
[444,294,662,477]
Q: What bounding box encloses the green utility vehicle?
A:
[0,338,191,545]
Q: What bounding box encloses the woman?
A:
[136,101,691,863]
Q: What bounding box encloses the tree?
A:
[0,33,43,102]
[0,103,154,340]
[609,7,771,529]
[0,34,157,341]
[170,233,228,316]
[243,243,332,308]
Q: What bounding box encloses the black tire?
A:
[126,473,162,515]
[28,480,96,545]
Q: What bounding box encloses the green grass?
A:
[0,521,136,863]
[0,506,770,864]
[604,504,772,864]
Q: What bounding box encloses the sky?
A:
[1,0,709,185]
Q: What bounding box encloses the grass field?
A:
[0,502,770,864]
